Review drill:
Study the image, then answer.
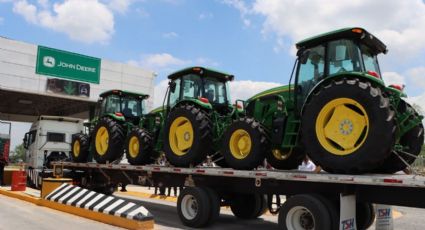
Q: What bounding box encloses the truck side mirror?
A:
[23,133,29,149]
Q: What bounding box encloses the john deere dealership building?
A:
[0,36,156,122]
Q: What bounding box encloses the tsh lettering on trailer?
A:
[341,218,355,230]
[378,208,391,218]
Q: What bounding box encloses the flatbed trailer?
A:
[52,162,425,229]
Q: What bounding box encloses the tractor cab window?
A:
[121,97,143,118]
[328,39,362,75]
[169,78,181,107]
[182,74,202,99]
[360,44,381,75]
[297,45,325,103]
[104,95,121,114]
[203,77,228,105]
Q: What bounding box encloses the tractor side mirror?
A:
[298,49,310,64]
[169,81,176,93]
[235,100,245,110]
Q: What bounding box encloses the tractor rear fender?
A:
[301,72,386,115]
[174,99,212,111]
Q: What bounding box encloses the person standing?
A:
[0,154,8,186]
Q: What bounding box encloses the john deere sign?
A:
[36,46,101,84]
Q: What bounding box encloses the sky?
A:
[1,0,425,150]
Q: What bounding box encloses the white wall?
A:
[0,36,156,109]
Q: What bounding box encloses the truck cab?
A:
[24,115,84,169]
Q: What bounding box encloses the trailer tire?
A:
[164,104,212,167]
[177,187,211,228]
[203,187,220,225]
[71,134,90,163]
[278,194,332,230]
[92,117,125,164]
[376,123,424,174]
[230,193,267,219]
[356,202,375,230]
[301,78,395,174]
[222,117,268,170]
[125,128,155,165]
[266,148,305,170]
[311,194,339,230]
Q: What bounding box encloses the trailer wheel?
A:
[71,133,90,162]
[125,128,155,165]
[203,187,221,225]
[376,123,424,173]
[278,194,332,230]
[356,202,375,230]
[177,187,211,228]
[311,194,339,230]
[230,193,267,219]
[164,104,212,167]
[301,78,395,174]
[92,117,125,164]
[222,117,268,170]
[266,148,305,170]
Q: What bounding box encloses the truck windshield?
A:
[203,77,229,105]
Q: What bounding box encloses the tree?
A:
[9,144,25,163]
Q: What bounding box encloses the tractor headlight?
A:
[277,101,283,111]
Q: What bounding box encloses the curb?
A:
[0,188,154,229]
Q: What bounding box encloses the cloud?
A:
[12,0,115,44]
[152,79,281,108]
[406,67,425,89]
[199,12,213,20]
[382,72,406,86]
[107,0,133,14]
[163,32,179,38]
[226,0,425,60]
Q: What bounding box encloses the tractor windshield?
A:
[360,44,381,76]
[203,77,229,105]
[121,97,144,117]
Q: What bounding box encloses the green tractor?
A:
[71,90,150,164]
[126,67,242,167]
[221,27,423,174]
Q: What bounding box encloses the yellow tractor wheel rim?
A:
[73,140,80,158]
[316,98,369,156]
[128,136,140,158]
[229,129,252,160]
[272,148,292,161]
[95,126,109,156]
[169,117,194,156]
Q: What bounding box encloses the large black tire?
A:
[222,117,268,170]
[125,128,156,165]
[375,124,424,173]
[177,187,211,228]
[163,104,212,167]
[203,187,221,226]
[301,78,396,174]
[311,194,339,230]
[230,193,267,219]
[266,147,305,170]
[91,117,125,164]
[278,194,332,230]
[71,133,90,163]
[356,202,375,230]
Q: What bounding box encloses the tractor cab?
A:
[95,90,149,125]
[167,67,234,114]
[294,27,387,109]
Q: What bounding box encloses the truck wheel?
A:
[356,202,375,230]
[177,187,211,228]
[125,128,155,165]
[164,104,212,167]
[222,117,268,170]
[278,194,332,230]
[230,193,267,219]
[71,134,90,162]
[266,148,305,170]
[92,117,125,164]
[203,187,221,225]
[301,78,395,174]
[376,123,424,173]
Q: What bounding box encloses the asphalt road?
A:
[0,194,120,230]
